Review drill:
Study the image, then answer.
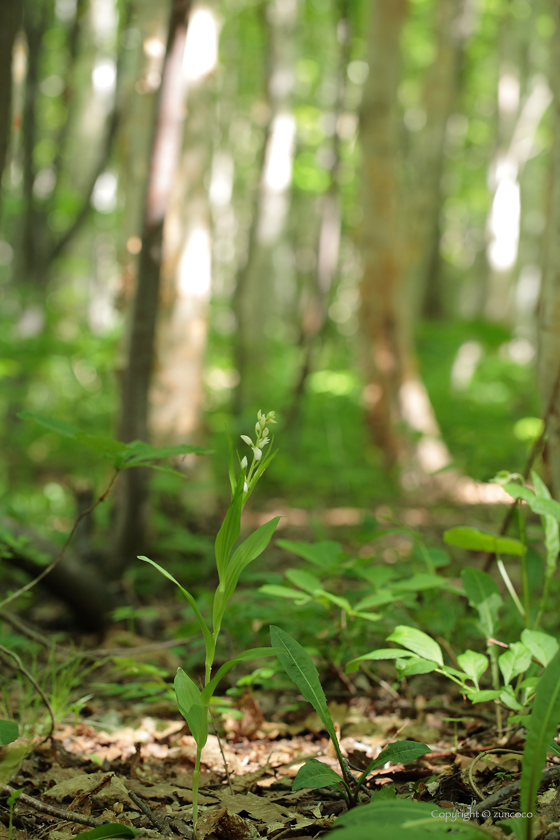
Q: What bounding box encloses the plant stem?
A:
[192,748,201,830]
[489,646,503,731]
[496,557,526,620]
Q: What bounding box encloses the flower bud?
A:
[252,447,262,461]
[241,456,248,469]
[243,481,248,492]
[240,435,253,446]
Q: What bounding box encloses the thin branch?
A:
[0,646,56,741]
[0,469,119,611]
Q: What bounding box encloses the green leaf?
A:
[140,557,215,662]
[456,651,488,688]
[521,630,560,667]
[461,568,503,637]
[120,440,208,468]
[174,668,207,750]
[201,648,280,703]
[213,516,280,632]
[72,825,141,839]
[390,573,450,592]
[0,720,18,745]
[466,689,502,703]
[365,740,431,774]
[259,584,311,602]
[346,649,415,674]
[270,626,337,744]
[397,657,439,677]
[276,540,343,570]
[214,474,245,580]
[285,568,322,594]
[292,758,343,791]
[352,611,382,623]
[386,626,443,666]
[333,798,489,840]
[18,411,79,438]
[498,643,532,686]
[444,527,524,556]
[548,738,560,758]
[531,472,560,578]
[499,686,524,711]
[346,649,415,673]
[521,649,560,819]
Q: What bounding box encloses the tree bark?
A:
[112,0,192,576]
[539,4,560,500]
[359,0,409,468]
[0,0,22,207]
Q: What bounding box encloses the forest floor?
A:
[4,661,560,840]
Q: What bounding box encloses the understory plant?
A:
[346,471,560,726]
[270,625,431,807]
[141,411,281,830]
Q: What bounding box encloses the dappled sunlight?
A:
[183,7,218,83]
[178,225,212,299]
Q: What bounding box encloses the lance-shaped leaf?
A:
[270,626,337,744]
[521,650,560,817]
[175,668,207,750]
[356,740,431,783]
[213,516,280,632]
[387,626,443,666]
[140,557,214,662]
[214,474,245,580]
[444,527,524,556]
[346,649,415,674]
[292,758,343,791]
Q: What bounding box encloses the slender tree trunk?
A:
[359,0,452,484]
[112,0,192,576]
[233,0,297,413]
[539,5,560,500]
[359,0,409,468]
[0,0,22,207]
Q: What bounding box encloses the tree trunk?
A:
[359,0,409,469]
[539,5,560,500]
[150,11,218,444]
[0,0,22,206]
[359,0,452,484]
[112,0,192,577]
[233,0,297,414]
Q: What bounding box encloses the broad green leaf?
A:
[259,584,311,602]
[0,720,18,745]
[346,649,415,674]
[270,626,337,744]
[214,474,245,580]
[502,483,536,504]
[73,826,140,839]
[201,648,280,702]
[140,557,214,661]
[354,589,403,610]
[285,568,322,594]
[292,758,342,791]
[175,668,207,750]
[365,740,431,774]
[498,643,532,686]
[499,686,524,711]
[315,590,352,611]
[213,516,280,631]
[444,527,524,556]
[333,798,490,840]
[276,540,343,570]
[532,472,560,578]
[391,573,449,592]
[387,626,443,666]
[521,650,560,821]
[466,689,502,703]
[521,630,559,667]
[457,651,488,688]
[397,657,439,678]
[461,568,503,637]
